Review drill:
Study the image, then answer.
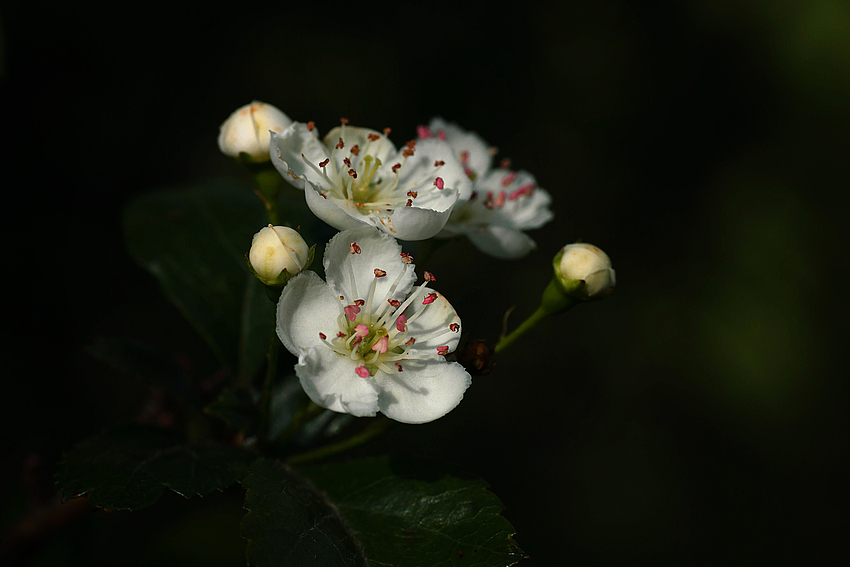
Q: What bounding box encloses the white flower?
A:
[248,225,309,285]
[555,242,616,299]
[270,121,471,241]
[419,118,554,259]
[218,101,292,162]
[276,227,471,424]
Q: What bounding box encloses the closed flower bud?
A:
[554,243,616,300]
[248,225,309,285]
[218,101,292,163]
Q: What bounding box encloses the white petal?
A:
[427,117,493,180]
[405,291,462,353]
[323,227,416,303]
[466,225,538,259]
[382,205,454,241]
[296,346,380,417]
[304,182,373,232]
[376,359,471,424]
[398,138,472,203]
[270,123,329,191]
[276,271,342,355]
[323,126,397,168]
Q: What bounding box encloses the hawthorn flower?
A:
[270,121,471,241]
[247,225,310,286]
[276,227,471,424]
[418,118,554,259]
[218,101,291,162]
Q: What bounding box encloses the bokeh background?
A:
[4,1,848,564]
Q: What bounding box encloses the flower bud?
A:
[248,225,309,285]
[553,243,616,300]
[218,101,291,163]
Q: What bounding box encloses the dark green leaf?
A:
[241,458,365,567]
[205,386,261,435]
[303,456,527,567]
[87,336,196,402]
[57,424,255,511]
[123,180,273,382]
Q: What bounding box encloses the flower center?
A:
[316,255,456,377]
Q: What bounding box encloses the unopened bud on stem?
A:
[247,225,311,287]
[218,101,291,163]
[553,243,616,300]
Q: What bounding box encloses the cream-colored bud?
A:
[554,243,616,300]
[249,225,309,284]
[218,101,291,162]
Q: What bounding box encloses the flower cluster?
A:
[219,105,584,424]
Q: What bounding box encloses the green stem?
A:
[286,416,392,466]
[494,306,548,354]
[251,167,282,225]
[258,334,280,441]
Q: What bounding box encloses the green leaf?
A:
[241,458,365,567]
[123,180,274,382]
[57,424,255,511]
[205,386,261,435]
[87,335,196,402]
[303,456,527,567]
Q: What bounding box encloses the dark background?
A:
[4,1,848,565]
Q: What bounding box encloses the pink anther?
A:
[396,315,407,332]
[422,293,437,305]
[374,268,387,278]
[350,242,361,254]
[344,305,361,321]
[417,125,434,139]
[436,346,449,355]
[434,177,444,190]
[355,366,370,378]
[371,335,389,354]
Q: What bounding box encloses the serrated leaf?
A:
[241,458,365,567]
[303,456,527,567]
[57,424,255,511]
[123,180,273,382]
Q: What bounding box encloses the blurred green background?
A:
[4,0,847,564]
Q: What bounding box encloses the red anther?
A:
[387,298,401,307]
[319,332,327,340]
[400,253,414,264]
[336,138,345,149]
[422,293,437,305]
[396,314,407,331]
[395,362,403,372]
[350,242,361,254]
[392,163,402,173]
[468,192,478,200]
[417,125,433,139]
[343,157,351,167]
[402,148,414,157]
[436,346,449,355]
[495,191,506,208]
[307,121,315,131]
[337,331,346,338]
[354,299,365,306]
[320,193,328,199]
[405,199,413,207]
[488,146,498,155]
[501,172,517,186]
[508,183,536,200]
[405,140,416,148]
[460,150,469,164]
[340,295,345,300]
[374,268,387,278]
[319,158,330,168]
[450,323,460,332]
[434,177,444,190]
[406,190,418,198]
[424,271,436,282]
[434,160,445,167]
[464,166,476,179]
[484,191,495,209]
[350,144,360,156]
[348,169,357,178]
[500,158,512,169]
[367,133,381,141]
[437,130,447,140]
[340,117,349,125]
[344,305,361,321]
[405,337,416,345]
[355,366,370,378]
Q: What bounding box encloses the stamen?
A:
[395,362,403,372]
[350,242,361,254]
[319,158,330,168]
[307,121,315,131]
[434,160,445,167]
[422,293,437,305]
[340,118,349,125]
[434,177,444,190]
[355,366,370,378]
[348,168,357,178]
[437,130,447,140]
[383,127,392,136]
[417,125,434,139]
[371,335,389,354]
[336,138,345,150]
[367,133,380,141]
[450,323,460,332]
[501,172,517,186]
[392,163,402,173]
[424,271,436,282]
[400,253,414,264]
[396,315,407,332]
[500,158,512,169]
[374,268,387,278]
[460,151,469,165]
[344,305,361,321]
[350,144,360,156]
[437,346,449,355]
[319,332,326,340]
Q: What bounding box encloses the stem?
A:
[494,306,548,354]
[286,416,392,466]
[258,334,280,441]
[251,167,282,225]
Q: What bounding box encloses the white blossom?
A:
[248,225,309,284]
[418,118,554,259]
[555,242,616,299]
[218,101,291,162]
[276,227,471,424]
[270,121,471,241]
